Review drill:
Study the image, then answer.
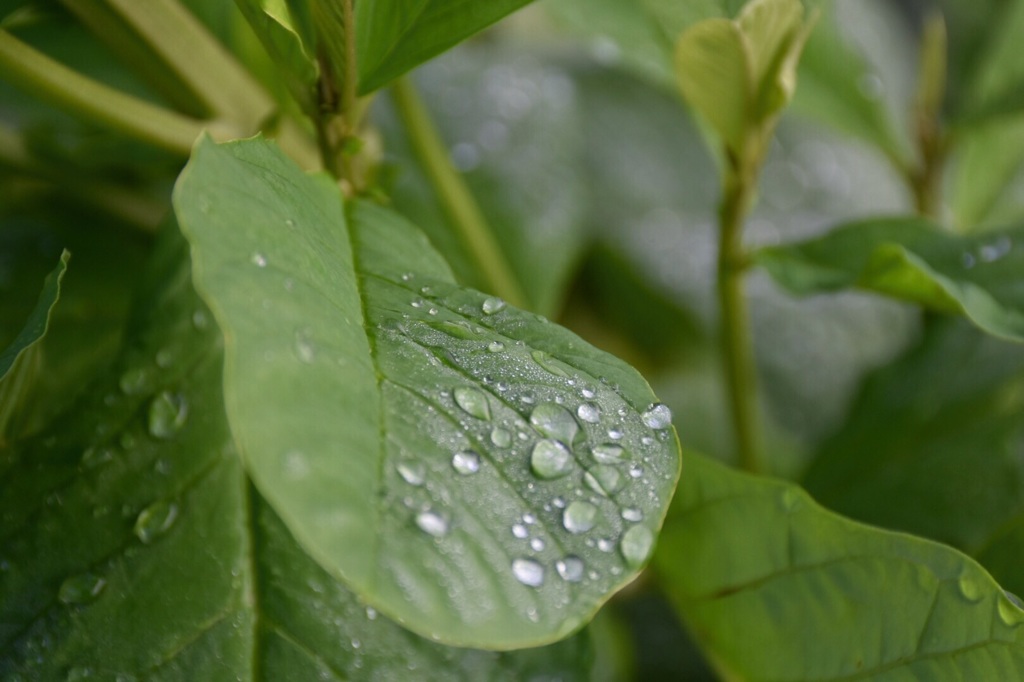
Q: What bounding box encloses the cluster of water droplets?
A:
[382,277,676,619]
[961,235,1014,270]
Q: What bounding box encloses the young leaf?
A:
[756,217,1024,342]
[657,452,1024,679]
[355,0,534,94]
[803,318,1024,596]
[173,136,681,649]
[0,250,68,442]
[233,0,318,89]
[0,228,593,678]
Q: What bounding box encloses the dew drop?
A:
[365,606,378,620]
[487,341,505,353]
[454,387,491,420]
[576,403,600,423]
[155,347,175,369]
[396,460,426,486]
[620,525,654,566]
[958,574,984,603]
[556,556,585,582]
[628,464,644,478]
[147,391,188,439]
[591,443,626,465]
[597,538,614,552]
[451,450,481,475]
[251,252,268,268]
[622,507,643,522]
[641,403,673,429]
[512,558,544,587]
[530,439,574,479]
[584,465,624,496]
[192,309,209,330]
[563,500,598,534]
[80,446,114,470]
[58,573,106,605]
[415,510,449,537]
[607,426,623,440]
[531,350,570,377]
[530,537,546,552]
[512,523,529,539]
[134,500,179,543]
[580,387,596,399]
[481,297,506,315]
[490,427,512,447]
[294,329,316,363]
[118,367,150,396]
[530,403,579,443]
[282,450,311,479]
[999,593,1024,626]
[522,513,536,524]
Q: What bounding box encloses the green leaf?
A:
[355,0,534,94]
[173,136,681,648]
[756,217,1024,342]
[0,226,594,678]
[952,119,1024,230]
[803,318,1024,596]
[0,248,67,441]
[674,18,750,153]
[656,452,1024,680]
[956,0,1024,123]
[232,0,318,89]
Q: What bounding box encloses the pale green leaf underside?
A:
[0,229,592,678]
[355,0,534,94]
[657,453,1024,680]
[173,137,681,648]
[756,218,1024,342]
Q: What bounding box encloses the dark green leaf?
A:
[657,452,1024,679]
[173,136,681,648]
[803,318,1024,595]
[0,248,65,380]
[355,0,534,94]
[756,217,1024,342]
[953,0,1024,124]
[0,226,593,678]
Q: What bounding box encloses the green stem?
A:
[85,0,275,131]
[0,29,228,155]
[718,168,764,474]
[391,76,528,309]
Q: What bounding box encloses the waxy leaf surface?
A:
[0,226,593,678]
[657,453,1024,680]
[757,217,1024,342]
[173,137,681,648]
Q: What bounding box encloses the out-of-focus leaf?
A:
[952,119,1024,231]
[955,0,1024,124]
[0,226,594,678]
[355,0,534,94]
[756,218,1024,342]
[657,451,1024,680]
[377,44,589,318]
[173,136,681,648]
[803,318,1024,597]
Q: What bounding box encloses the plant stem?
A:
[0,29,227,155]
[718,167,763,474]
[391,76,528,309]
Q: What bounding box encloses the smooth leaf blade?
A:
[0,227,594,678]
[355,0,534,94]
[173,137,682,648]
[0,249,68,380]
[233,0,318,88]
[756,217,1024,342]
[657,453,1024,680]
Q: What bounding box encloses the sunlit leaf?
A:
[657,452,1024,680]
[173,136,681,648]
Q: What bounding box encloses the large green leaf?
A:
[232,0,317,89]
[756,217,1024,342]
[355,0,534,94]
[657,452,1024,680]
[803,318,1024,597]
[0,226,593,678]
[172,136,681,648]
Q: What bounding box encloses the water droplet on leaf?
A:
[148,391,188,439]
[294,329,316,363]
[591,443,626,465]
[531,439,574,479]
[396,460,426,486]
[576,403,600,423]
[531,350,569,377]
[530,403,579,443]
[530,537,546,552]
[512,523,529,539]
[134,500,179,543]
[563,501,598,533]
[487,341,504,353]
[451,450,481,475]
[584,465,624,496]
[512,558,544,587]
[556,556,585,582]
[490,427,512,447]
[481,297,506,315]
[621,525,654,566]
[454,387,491,420]
[641,403,672,429]
[118,367,150,396]
[622,507,643,522]
[957,574,984,603]
[251,252,268,268]
[58,573,106,605]
[415,511,449,537]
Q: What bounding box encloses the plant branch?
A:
[0,29,230,155]
[391,76,528,309]
[718,164,763,474]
